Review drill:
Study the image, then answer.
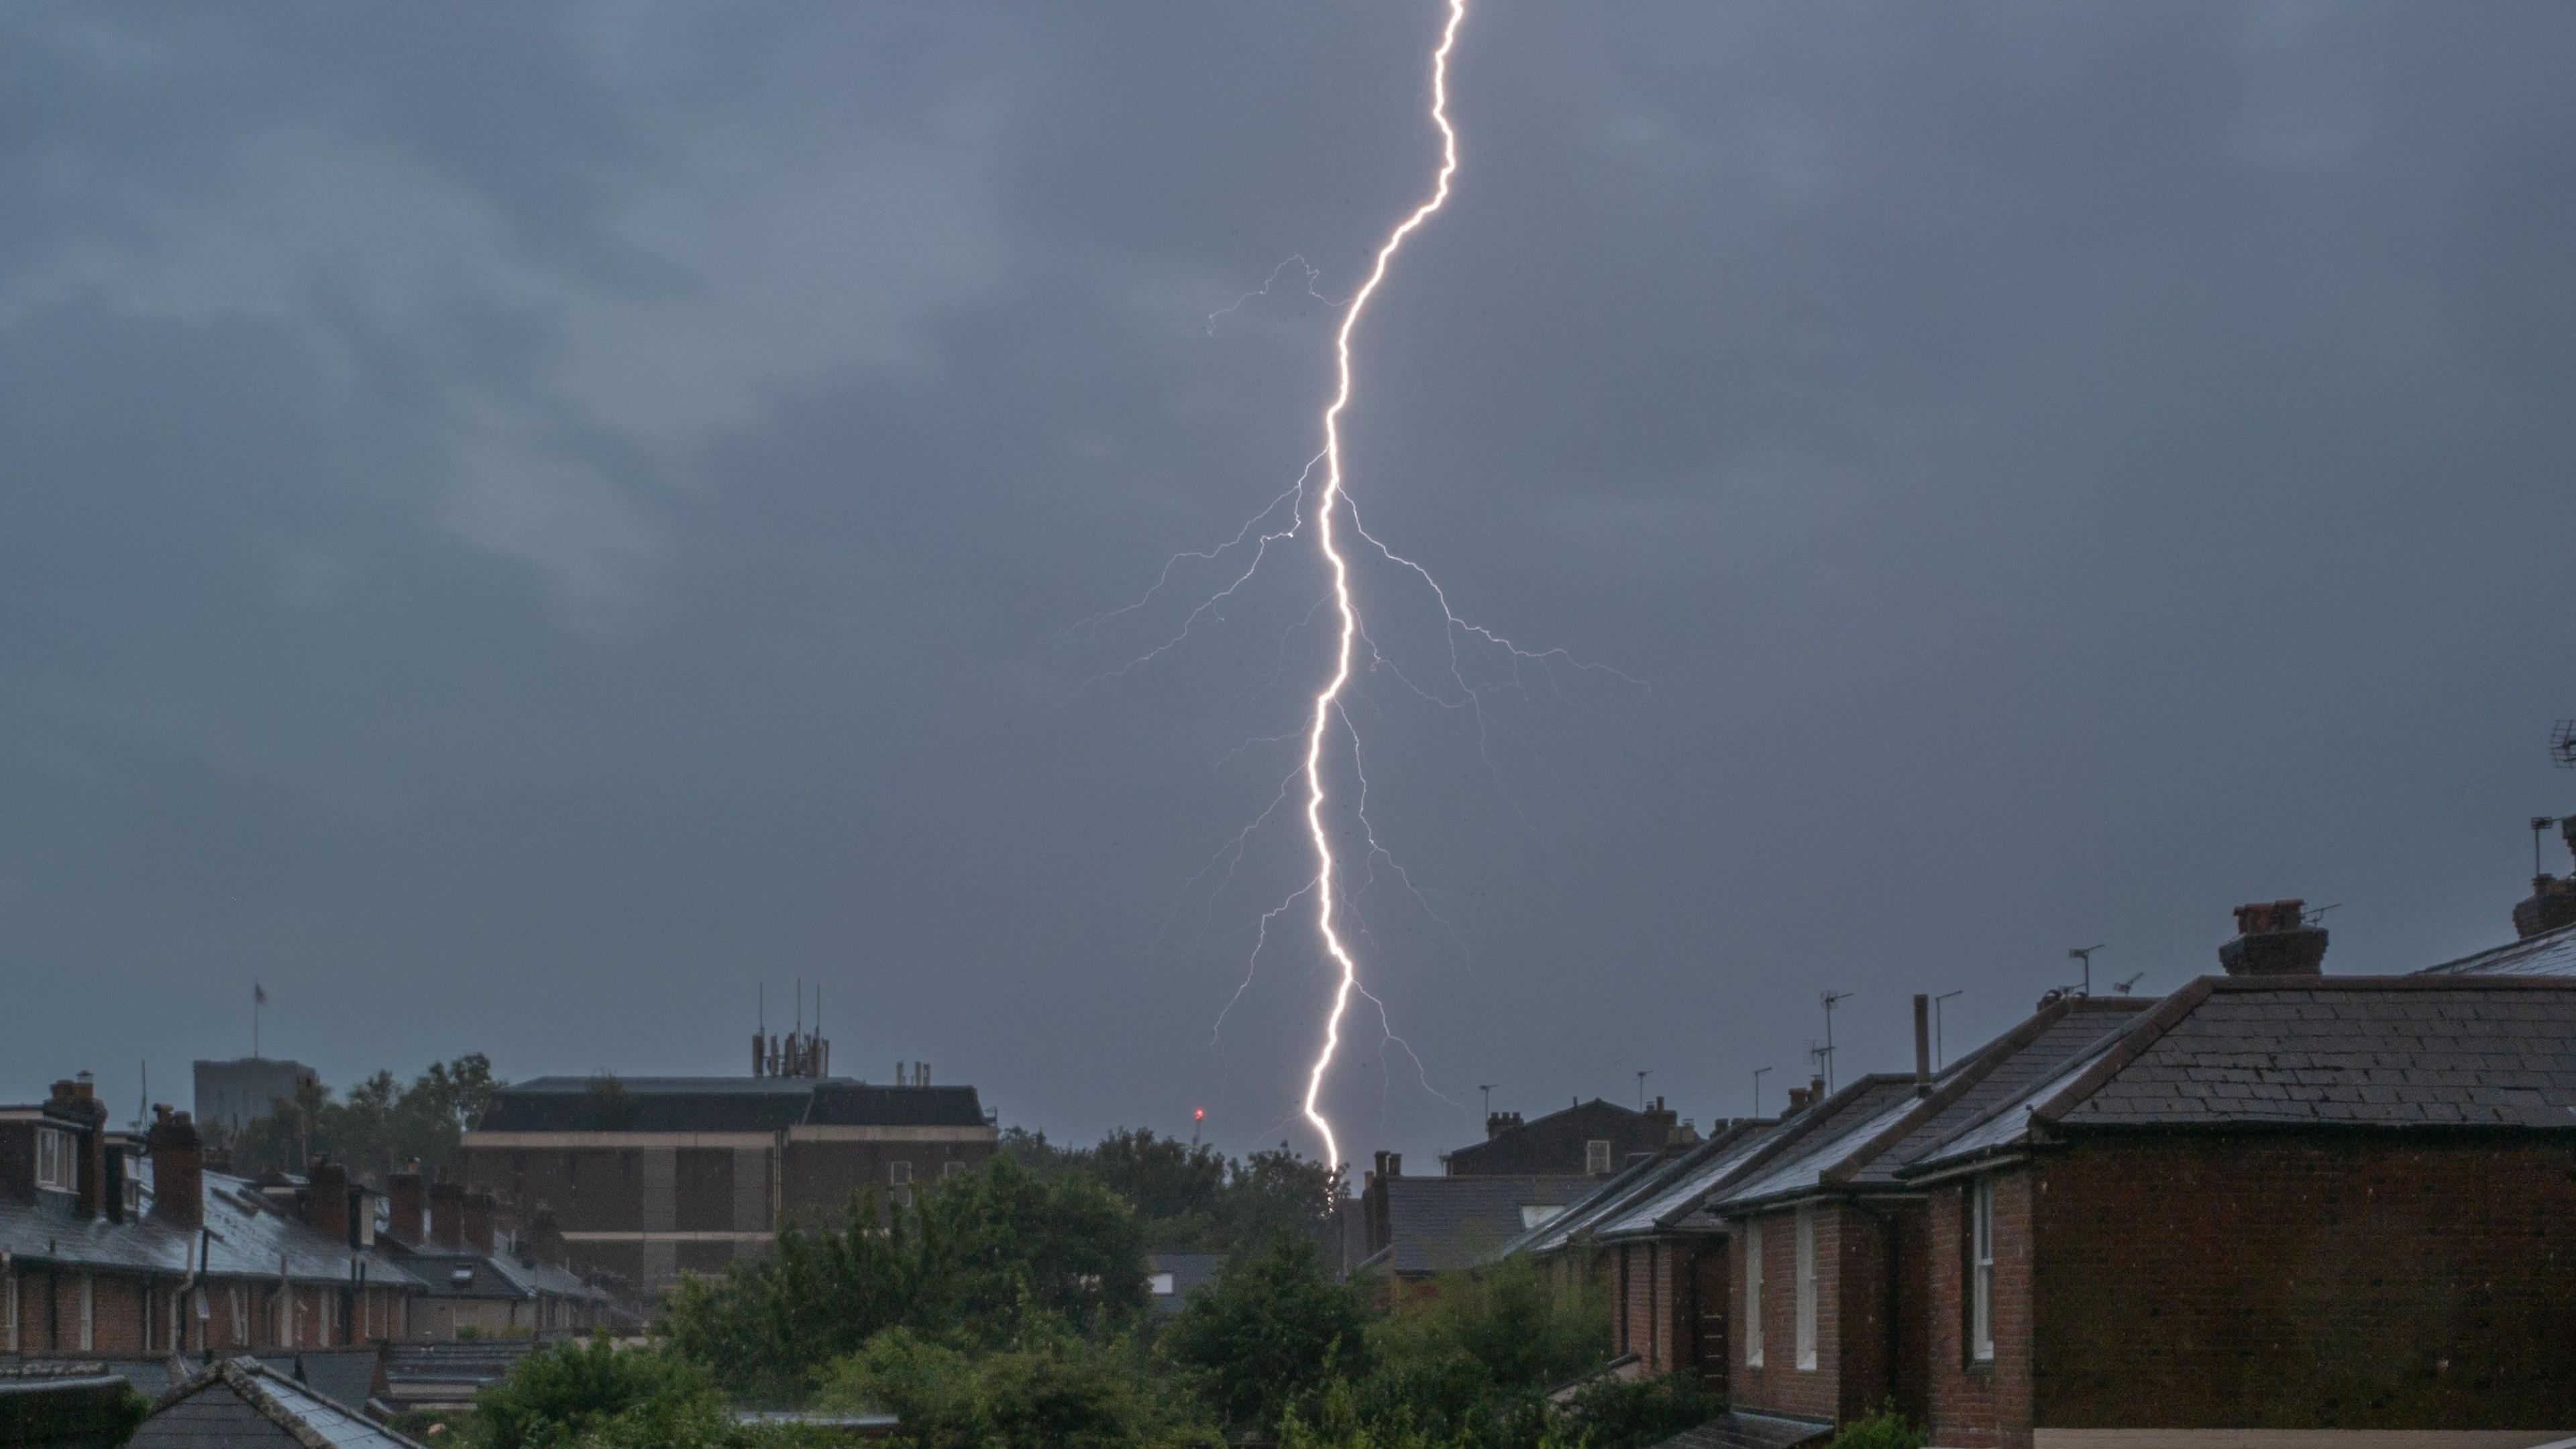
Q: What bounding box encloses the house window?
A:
[1148,1273,1176,1295]
[1585,1140,1613,1175]
[890,1160,914,1207]
[229,1286,248,1346]
[943,1161,965,1179]
[121,1164,142,1218]
[34,1128,74,1192]
[1741,1220,1764,1367]
[79,1275,94,1351]
[1970,1175,1996,1362]
[1794,1205,1818,1371]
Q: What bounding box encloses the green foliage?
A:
[1002,1128,1335,1256]
[816,1325,1216,1449]
[232,1054,500,1179]
[476,1337,724,1449]
[1824,1404,1924,1449]
[1158,1234,1373,1432]
[1555,1373,1721,1449]
[661,1154,1150,1401]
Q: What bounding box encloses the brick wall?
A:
[1835,1199,1927,1425]
[2027,1135,2576,1432]
[1925,1171,2036,1449]
[1729,1204,1843,1424]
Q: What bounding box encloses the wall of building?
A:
[2025,1136,2576,1434]
[3,1268,410,1357]
[1924,1171,2037,1449]
[1615,1238,1709,1377]
[1730,1204,1841,1424]
[1446,1101,1675,1177]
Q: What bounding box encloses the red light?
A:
[1193,1108,1205,1120]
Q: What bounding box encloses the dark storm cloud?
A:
[4,2,2571,1164]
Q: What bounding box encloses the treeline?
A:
[229,1055,498,1180]
[464,1136,1716,1449]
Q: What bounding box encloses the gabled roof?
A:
[1366,1175,1598,1276]
[474,1077,987,1132]
[0,1171,423,1289]
[1902,975,2576,1176]
[138,1358,421,1449]
[1713,1079,1924,1212]
[1594,1120,1796,1240]
[1487,1144,1701,1260]
[2416,920,2576,977]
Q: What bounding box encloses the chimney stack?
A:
[387,1170,425,1243]
[463,1189,496,1253]
[1914,994,1933,1095]
[306,1159,352,1245]
[2219,900,2327,977]
[429,1179,465,1249]
[2514,818,2576,940]
[1786,1085,1811,1112]
[147,1106,204,1229]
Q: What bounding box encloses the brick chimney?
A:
[1484,1110,1523,1139]
[463,1189,496,1253]
[387,1171,425,1244]
[2514,818,2576,940]
[429,1179,465,1248]
[306,1159,352,1246]
[50,1077,107,1219]
[1786,1085,1811,1113]
[147,1106,204,1229]
[2219,900,2327,977]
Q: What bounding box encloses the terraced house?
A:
[3,1083,419,1358]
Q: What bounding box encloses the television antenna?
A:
[1819,990,1854,1093]
[2067,944,2106,996]
[2111,972,2145,996]
[2551,720,2576,769]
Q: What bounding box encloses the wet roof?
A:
[2415,920,2576,977]
[1902,976,2576,1174]
[1715,1080,1924,1210]
[0,1171,422,1289]
[139,1359,422,1449]
[1595,1122,1789,1238]
[1369,1175,1598,1276]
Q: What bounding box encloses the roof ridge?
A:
[2029,976,2216,1124]
[1820,997,2085,1187]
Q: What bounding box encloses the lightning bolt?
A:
[1297,0,1468,1177]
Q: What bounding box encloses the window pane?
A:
[1794,1207,1817,1371]
[1743,1222,1764,1366]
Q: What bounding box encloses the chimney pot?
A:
[2219,899,2328,977]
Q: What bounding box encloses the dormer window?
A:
[35,1128,74,1193]
[1584,1139,1613,1175]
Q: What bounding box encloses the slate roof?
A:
[474,1077,987,1132]
[1368,1175,1597,1276]
[2416,919,2576,977]
[138,1358,421,1449]
[1486,1148,1689,1260]
[0,1171,423,1290]
[1594,1122,1792,1240]
[380,1342,537,1411]
[1713,1080,1924,1212]
[1902,975,2576,1175]
[1841,999,2151,1186]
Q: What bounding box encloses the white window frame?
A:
[889,1159,914,1207]
[229,1284,248,1346]
[1741,1220,1764,1367]
[1971,1175,1996,1363]
[35,1128,74,1193]
[1585,1139,1613,1175]
[1794,1205,1818,1371]
[79,1274,95,1351]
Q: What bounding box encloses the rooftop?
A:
[474,1076,987,1133]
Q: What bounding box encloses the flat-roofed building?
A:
[461,1071,996,1293]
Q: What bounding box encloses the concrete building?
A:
[193,1059,318,1137]
[461,1065,996,1295]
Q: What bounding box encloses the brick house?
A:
[3,1085,419,1358]
[1444,1097,1684,1177]
[1898,922,2576,1446]
[1350,1151,1594,1295]
[377,1174,612,1340]
[462,1071,996,1294]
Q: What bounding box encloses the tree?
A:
[478,1337,726,1449]
[661,1154,1151,1400]
[229,1055,502,1179]
[1159,1234,1372,1433]
[815,1326,1216,1449]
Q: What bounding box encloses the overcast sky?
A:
[6,1,2573,1167]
